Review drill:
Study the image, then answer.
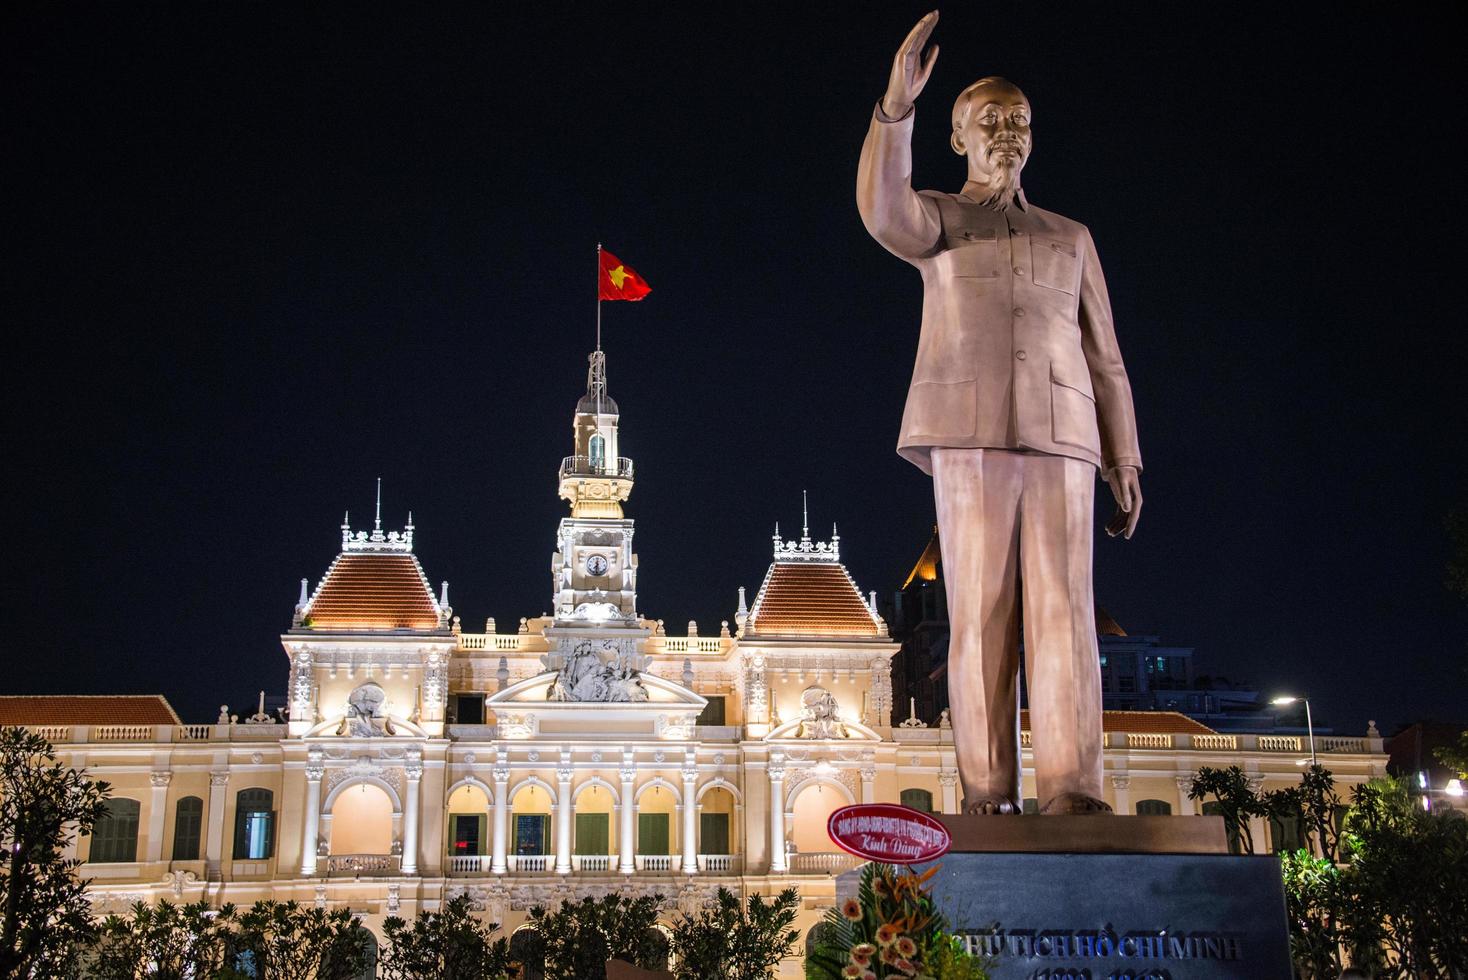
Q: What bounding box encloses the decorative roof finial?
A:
[802,490,809,542]
[374,477,383,532]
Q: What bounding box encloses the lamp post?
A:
[1271,695,1316,766]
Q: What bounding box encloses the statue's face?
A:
[952,82,1032,181]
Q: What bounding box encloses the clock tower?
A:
[551,350,640,626]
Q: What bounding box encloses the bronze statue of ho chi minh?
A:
[858,11,1143,816]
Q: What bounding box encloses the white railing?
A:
[457,633,528,652]
[560,455,634,481]
[326,854,397,876]
[653,636,727,655]
[94,725,154,742]
[508,854,550,873]
[1020,731,1033,748]
[1192,734,1239,750]
[635,854,678,872]
[697,854,740,873]
[789,852,862,875]
[571,854,616,872]
[1126,733,1174,749]
[448,854,491,873]
[28,725,71,743]
[1258,735,1303,752]
[1320,737,1365,753]
[180,725,212,740]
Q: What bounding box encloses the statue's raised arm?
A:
[882,11,940,121]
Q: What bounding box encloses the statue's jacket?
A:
[857,105,1143,478]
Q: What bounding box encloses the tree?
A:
[667,887,799,980]
[233,901,373,980]
[523,894,667,980]
[379,895,511,980]
[1189,765,1268,853]
[0,727,111,979]
[1340,776,1468,978]
[1263,763,1346,862]
[1433,729,1468,779]
[86,901,247,980]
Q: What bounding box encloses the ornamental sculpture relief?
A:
[798,686,847,739]
[336,682,396,736]
[547,640,648,702]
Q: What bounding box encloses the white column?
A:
[619,761,637,874]
[768,755,787,873]
[555,766,573,874]
[205,771,229,875]
[401,759,422,875]
[859,767,876,804]
[939,771,959,814]
[1110,774,1132,816]
[491,766,510,874]
[301,763,324,875]
[681,765,698,874]
[1175,776,1197,816]
[146,772,170,863]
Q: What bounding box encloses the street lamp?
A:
[1271,695,1316,766]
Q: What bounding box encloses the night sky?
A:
[5,4,1465,733]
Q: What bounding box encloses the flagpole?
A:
[595,242,602,353]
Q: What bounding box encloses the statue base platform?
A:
[837,817,1290,979]
[935,812,1230,854]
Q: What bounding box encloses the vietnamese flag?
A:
[598,248,652,301]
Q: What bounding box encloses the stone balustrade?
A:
[788,851,863,876]
[325,854,398,876]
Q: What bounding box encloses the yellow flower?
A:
[875,923,900,946]
[841,898,863,921]
[895,936,917,958]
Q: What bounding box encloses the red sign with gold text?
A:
[827,803,952,864]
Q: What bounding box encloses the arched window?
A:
[588,433,606,470]
[90,798,141,863]
[233,789,275,860]
[509,927,544,980]
[172,796,204,860]
[1136,799,1172,816]
[900,788,934,813]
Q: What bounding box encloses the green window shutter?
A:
[638,813,670,855]
[1136,799,1173,816]
[698,813,729,855]
[172,796,203,861]
[575,813,610,855]
[900,789,933,812]
[91,799,141,863]
[476,814,488,856]
[265,811,276,860]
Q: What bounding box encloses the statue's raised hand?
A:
[882,11,940,120]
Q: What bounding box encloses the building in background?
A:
[882,530,1325,736]
[5,351,1388,978]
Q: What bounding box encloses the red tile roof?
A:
[1020,709,1217,736]
[746,561,883,637]
[301,553,442,631]
[0,695,181,726]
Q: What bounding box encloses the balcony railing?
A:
[326,854,398,877]
[634,854,679,872]
[789,852,863,876]
[697,854,740,873]
[507,854,550,873]
[448,854,492,874]
[559,455,634,481]
[571,854,617,872]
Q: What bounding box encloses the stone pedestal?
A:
[838,817,1291,980]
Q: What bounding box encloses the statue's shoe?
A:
[1039,792,1113,815]
[961,794,1020,815]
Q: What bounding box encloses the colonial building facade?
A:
[9,352,1389,976]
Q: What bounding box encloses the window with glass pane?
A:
[454,694,485,725]
[90,798,141,863]
[453,814,486,855]
[1269,813,1307,853]
[695,696,725,726]
[172,796,204,860]
[699,812,729,854]
[574,813,609,855]
[589,433,605,469]
[899,789,933,813]
[638,813,669,854]
[1136,799,1172,816]
[514,815,547,855]
[233,789,274,860]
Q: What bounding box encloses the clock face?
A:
[585,554,609,577]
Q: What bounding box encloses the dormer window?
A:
[589,433,606,472]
